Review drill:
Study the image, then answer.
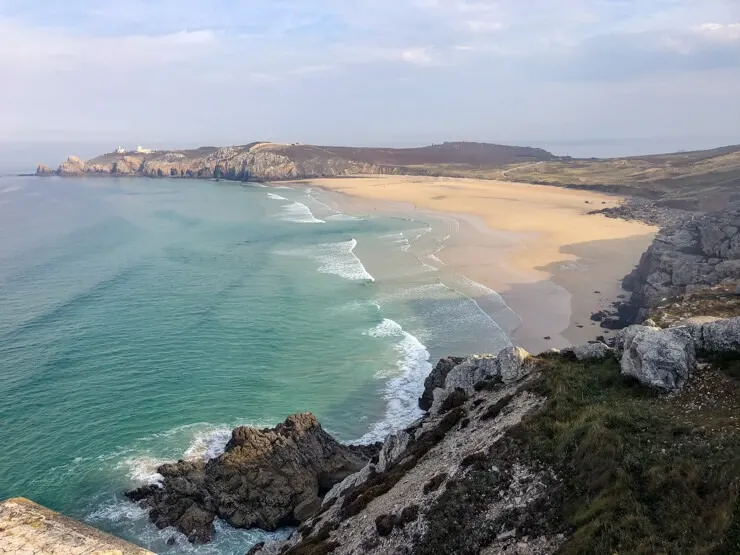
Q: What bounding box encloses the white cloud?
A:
[400,47,435,65]
[695,22,740,42]
[1,0,739,151]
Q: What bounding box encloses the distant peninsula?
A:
[38,141,740,211]
[37,141,558,182]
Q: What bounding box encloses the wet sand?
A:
[289,175,657,353]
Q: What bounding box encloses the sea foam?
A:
[281,201,325,224]
[359,318,431,443]
[315,239,375,281]
[267,192,287,201]
[278,239,375,282]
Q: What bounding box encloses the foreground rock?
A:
[620,326,696,391]
[126,413,378,543]
[0,498,153,554]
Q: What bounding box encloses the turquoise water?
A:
[0,176,512,553]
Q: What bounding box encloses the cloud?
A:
[400,47,435,65]
[0,0,739,152]
[695,22,740,42]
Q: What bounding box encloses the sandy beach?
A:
[295,175,658,353]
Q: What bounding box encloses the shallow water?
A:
[0,176,512,553]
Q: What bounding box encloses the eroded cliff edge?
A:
[126,329,740,554]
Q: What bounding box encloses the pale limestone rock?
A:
[701,317,740,354]
[497,346,534,383]
[562,342,614,361]
[620,327,696,391]
[0,498,152,554]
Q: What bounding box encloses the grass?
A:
[514,355,740,554]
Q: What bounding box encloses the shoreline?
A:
[289,175,657,353]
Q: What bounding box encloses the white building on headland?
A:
[136,145,154,154]
[115,146,125,154]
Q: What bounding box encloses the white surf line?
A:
[281,201,325,224]
[358,318,431,444]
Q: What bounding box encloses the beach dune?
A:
[300,175,657,353]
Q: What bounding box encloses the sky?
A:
[1,0,740,158]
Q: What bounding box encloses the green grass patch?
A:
[514,356,740,554]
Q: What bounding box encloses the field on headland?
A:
[297,175,657,351]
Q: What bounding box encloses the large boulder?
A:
[701,317,740,355]
[126,413,377,543]
[620,327,696,391]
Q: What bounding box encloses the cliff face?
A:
[40,144,391,181]
[38,141,558,182]
[623,209,740,321]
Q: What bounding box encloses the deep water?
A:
[0,176,511,553]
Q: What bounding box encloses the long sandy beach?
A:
[297,175,657,353]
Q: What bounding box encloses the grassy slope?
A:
[413,353,740,554]
[498,146,740,210]
[519,355,740,554]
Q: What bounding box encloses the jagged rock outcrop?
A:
[35,163,54,176]
[427,347,535,414]
[418,356,465,410]
[255,346,557,555]
[57,156,86,176]
[126,413,378,543]
[623,210,740,322]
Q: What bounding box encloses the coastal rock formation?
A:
[418,356,465,410]
[426,347,536,414]
[623,210,740,322]
[620,326,696,391]
[35,163,54,176]
[254,345,557,555]
[57,156,86,176]
[126,413,378,543]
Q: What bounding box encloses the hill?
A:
[41,141,740,210]
[42,141,558,182]
[498,144,740,211]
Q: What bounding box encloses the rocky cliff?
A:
[38,141,558,182]
[124,330,740,554]
[622,209,740,322]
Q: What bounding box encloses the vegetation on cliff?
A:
[513,354,740,554]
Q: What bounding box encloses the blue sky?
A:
[1,0,739,155]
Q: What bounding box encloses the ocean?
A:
[0,175,512,554]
